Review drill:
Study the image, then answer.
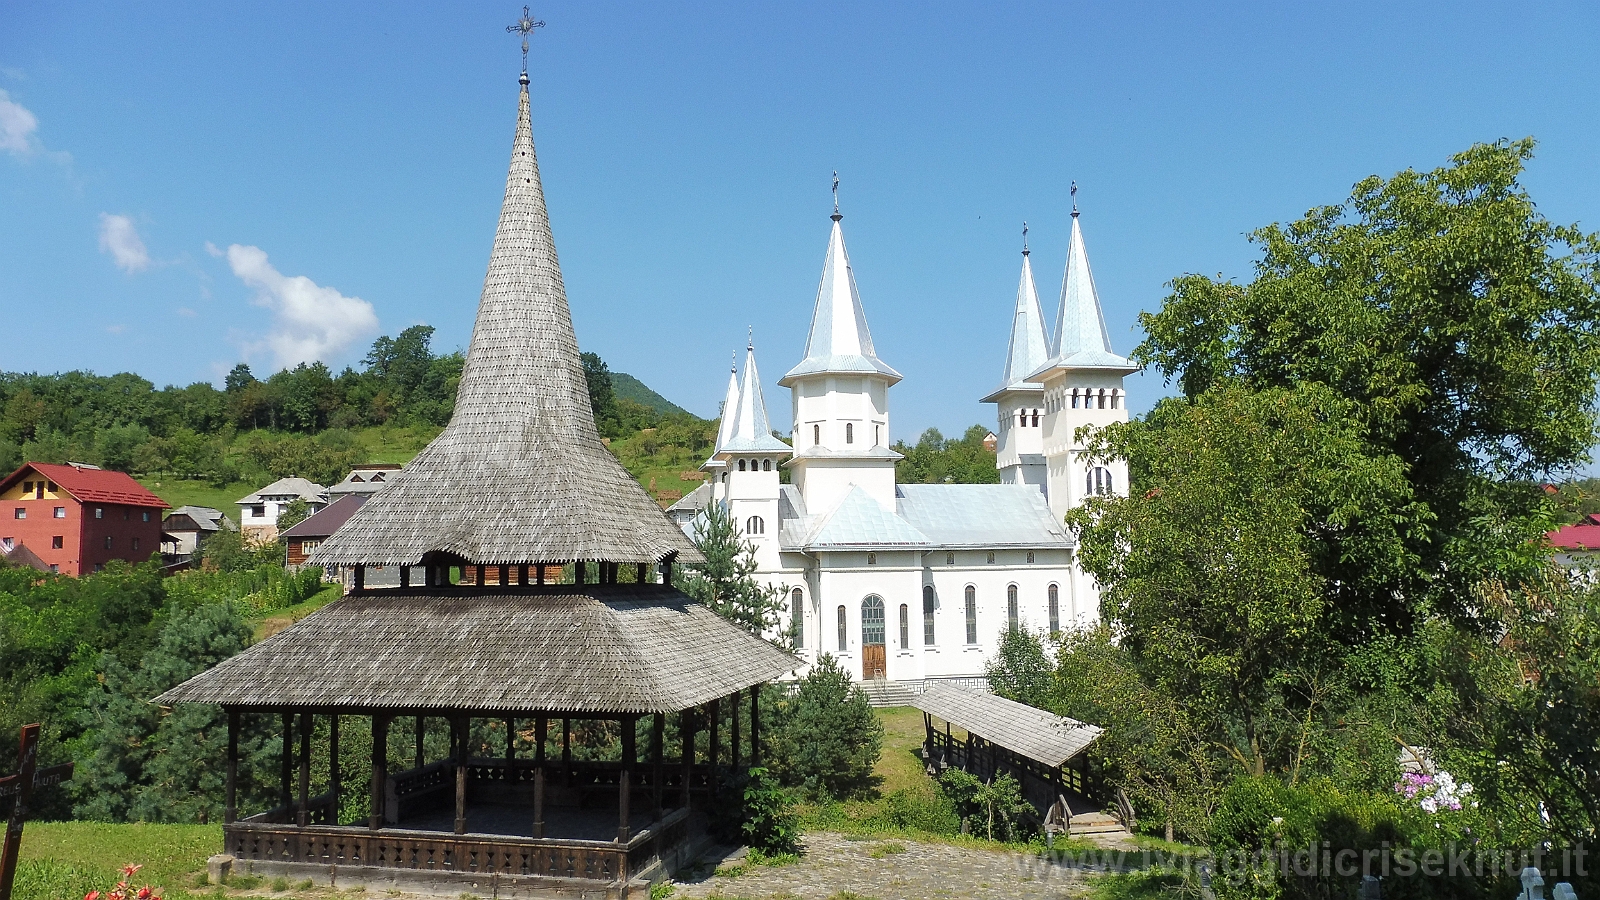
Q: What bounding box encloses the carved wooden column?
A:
[652,713,664,819]
[453,715,469,834]
[369,714,390,830]
[618,715,636,841]
[225,708,239,824]
[707,697,719,782]
[415,715,425,769]
[533,716,547,839]
[297,712,312,826]
[730,688,741,769]
[750,687,761,766]
[680,708,694,810]
[279,712,293,812]
[329,714,340,825]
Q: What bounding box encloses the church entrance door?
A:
[861,595,887,680]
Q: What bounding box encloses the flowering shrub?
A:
[83,864,162,900]
[1395,770,1473,813]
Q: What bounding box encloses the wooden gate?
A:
[863,645,886,680]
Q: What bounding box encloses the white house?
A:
[237,477,328,544]
[673,199,1133,687]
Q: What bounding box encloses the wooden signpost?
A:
[0,724,74,900]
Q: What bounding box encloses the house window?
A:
[1031,410,1040,427]
[1071,389,1080,408]
[986,550,995,564]
[861,595,886,646]
[946,552,954,565]
[51,536,63,549]
[1007,584,1019,630]
[104,536,113,549]
[1087,467,1114,496]
[53,507,64,518]
[132,538,140,551]
[46,481,56,492]
[1111,391,1121,410]
[302,540,320,553]
[899,603,910,649]
[923,585,936,645]
[0,538,12,551]
[21,481,31,494]
[1027,551,1035,564]
[763,459,772,471]
[33,483,43,499]
[12,509,23,520]
[1048,584,1060,634]
[123,510,130,520]
[48,564,59,574]
[95,507,104,518]
[251,505,265,518]
[739,459,747,471]
[845,422,854,444]
[142,511,150,522]
[792,588,804,649]
[867,552,877,565]
[875,425,881,445]
[94,563,104,572]
[813,424,820,445]
[746,515,765,535]
[964,586,978,644]
[837,605,847,652]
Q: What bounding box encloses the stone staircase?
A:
[859,679,916,708]
[1068,811,1129,836]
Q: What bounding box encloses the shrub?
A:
[936,768,1034,842]
[767,654,883,799]
[740,766,801,855]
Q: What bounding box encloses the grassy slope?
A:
[613,371,694,418]
[17,822,218,899]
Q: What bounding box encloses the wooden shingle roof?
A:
[156,585,799,714]
[307,75,697,570]
[912,684,1102,768]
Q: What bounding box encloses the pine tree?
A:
[767,654,883,800]
[676,502,786,642]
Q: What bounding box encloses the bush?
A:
[874,788,962,835]
[740,766,801,855]
[936,768,1035,842]
[767,654,883,800]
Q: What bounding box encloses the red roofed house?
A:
[0,462,169,576]
[1546,513,1600,572]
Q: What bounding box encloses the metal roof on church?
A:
[897,484,1072,549]
[780,214,902,386]
[800,486,932,550]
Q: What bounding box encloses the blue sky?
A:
[3,2,1598,446]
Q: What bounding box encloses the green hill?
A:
[612,372,695,418]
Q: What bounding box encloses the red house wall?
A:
[0,476,163,576]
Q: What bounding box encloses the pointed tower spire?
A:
[779,193,901,386]
[311,73,697,569]
[713,352,740,453]
[996,231,1050,390]
[1033,191,1134,375]
[725,337,792,454]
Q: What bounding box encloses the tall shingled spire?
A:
[310,74,698,568]
[713,353,740,454]
[997,232,1050,390]
[725,339,792,454]
[779,193,902,387]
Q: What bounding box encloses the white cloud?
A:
[204,241,222,258]
[225,244,378,368]
[98,213,151,273]
[0,89,40,157]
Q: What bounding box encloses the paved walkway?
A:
[671,832,1094,900]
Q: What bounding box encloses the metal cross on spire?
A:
[1022,221,1029,254]
[1071,181,1079,216]
[832,170,840,217]
[748,325,754,350]
[506,6,545,74]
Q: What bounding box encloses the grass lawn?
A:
[137,477,258,519]
[15,821,218,900]
[252,583,343,640]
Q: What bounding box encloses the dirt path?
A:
[670,832,1094,900]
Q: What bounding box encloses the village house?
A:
[0,462,167,576]
[326,463,402,499]
[160,505,234,563]
[236,477,327,544]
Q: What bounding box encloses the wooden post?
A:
[537,565,546,586]
[0,724,40,900]
[562,717,572,785]
[750,687,760,766]
[519,564,528,586]
[369,714,389,830]
[453,716,468,834]
[730,688,741,769]
[680,708,694,810]
[280,712,293,812]
[400,566,410,588]
[924,713,935,761]
[533,716,547,838]
[636,562,647,583]
[618,715,636,841]
[474,565,484,587]
[415,715,425,769]
[662,557,673,584]
[707,696,720,777]
[354,565,365,591]
[297,712,311,826]
[329,714,340,826]
[575,561,586,585]
[225,709,239,824]
[652,713,664,819]
[505,717,515,766]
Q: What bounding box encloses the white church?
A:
[671,199,1135,687]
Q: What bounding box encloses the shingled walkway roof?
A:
[157,584,798,714]
[912,684,1102,769]
[308,74,697,570]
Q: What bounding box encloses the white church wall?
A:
[790,458,897,513]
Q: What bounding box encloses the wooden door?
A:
[863,644,886,680]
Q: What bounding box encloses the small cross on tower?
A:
[507,6,545,74]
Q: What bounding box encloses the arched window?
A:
[964,586,978,644]
[899,604,910,649]
[986,550,996,564]
[1007,584,1019,630]
[792,588,804,648]
[875,424,881,445]
[1017,409,1026,428]
[813,424,820,445]
[1027,550,1035,564]
[738,459,747,471]
[1048,584,1060,635]
[721,473,727,483]
[846,422,854,444]
[1031,409,1040,427]
[837,605,847,652]
[862,595,886,647]
[923,585,936,645]
[1098,389,1108,409]
[946,552,955,565]
[1071,389,1080,409]
[746,515,765,535]
[866,552,877,565]
[764,458,773,471]
[1111,390,1121,410]
[1088,467,1114,495]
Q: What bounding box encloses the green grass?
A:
[15,821,219,899]
[252,583,344,639]
[137,476,258,519]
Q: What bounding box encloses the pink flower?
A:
[84,892,102,900]
[121,865,142,878]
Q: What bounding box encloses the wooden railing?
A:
[242,791,338,827]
